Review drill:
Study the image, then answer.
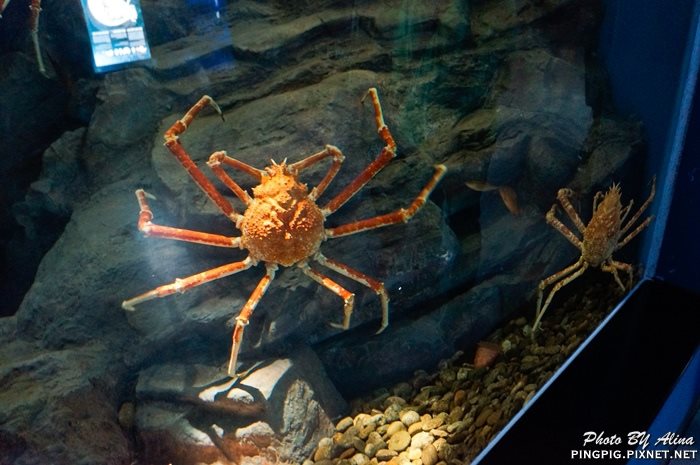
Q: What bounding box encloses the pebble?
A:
[407,421,423,435]
[354,414,370,429]
[407,448,422,460]
[400,410,420,427]
[385,403,402,422]
[474,408,493,428]
[438,368,456,384]
[375,449,398,461]
[384,396,407,408]
[393,382,413,398]
[448,405,464,424]
[386,421,406,437]
[358,423,376,440]
[350,453,370,465]
[336,417,354,432]
[486,410,501,426]
[364,432,386,458]
[456,367,472,381]
[337,426,360,448]
[410,431,434,449]
[412,370,432,390]
[340,449,356,460]
[421,444,439,465]
[304,285,611,465]
[422,415,444,431]
[314,437,334,461]
[446,421,467,434]
[387,430,411,452]
[452,389,467,407]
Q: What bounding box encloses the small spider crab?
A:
[533,178,656,335]
[123,88,447,376]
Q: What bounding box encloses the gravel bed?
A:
[304,282,623,465]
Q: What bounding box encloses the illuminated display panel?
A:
[81,0,151,72]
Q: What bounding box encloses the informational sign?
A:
[80,0,151,72]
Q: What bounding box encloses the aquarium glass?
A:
[0,0,696,464]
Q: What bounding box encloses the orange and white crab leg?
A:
[132,189,240,247]
[326,164,446,238]
[617,216,653,251]
[556,188,586,233]
[533,258,588,335]
[321,88,397,214]
[602,259,634,290]
[207,152,253,205]
[619,177,656,237]
[122,257,254,311]
[290,145,345,201]
[544,204,583,249]
[363,87,397,150]
[228,264,277,377]
[298,261,355,330]
[164,96,241,223]
[314,253,389,333]
[208,151,264,181]
[28,0,45,74]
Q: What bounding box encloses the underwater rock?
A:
[14,180,143,349]
[16,128,88,219]
[8,128,90,304]
[570,116,644,195]
[0,52,70,316]
[140,0,197,47]
[134,346,346,463]
[0,328,130,465]
[444,48,592,192]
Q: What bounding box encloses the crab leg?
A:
[29,0,45,75]
[321,88,397,215]
[619,177,656,237]
[617,216,653,250]
[208,151,264,181]
[325,164,446,238]
[553,188,586,234]
[207,152,253,205]
[290,145,345,201]
[545,204,583,249]
[133,189,240,247]
[122,257,254,311]
[603,259,634,290]
[164,96,241,223]
[0,0,11,16]
[228,264,277,377]
[299,261,355,330]
[533,258,588,336]
[315,253,389,333]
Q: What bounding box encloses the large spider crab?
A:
[533,179,655,335]
[123,88,447,376]
[1,0,45,74]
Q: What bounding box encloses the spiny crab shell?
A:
[582,183,623,267]
[239,161,325,266]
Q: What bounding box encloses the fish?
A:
[465,181,521,215]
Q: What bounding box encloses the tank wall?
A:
[599,0,700,277]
